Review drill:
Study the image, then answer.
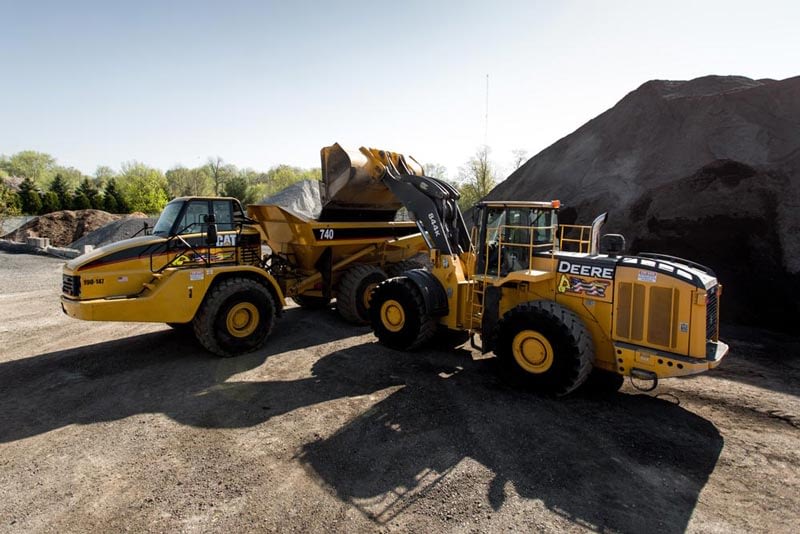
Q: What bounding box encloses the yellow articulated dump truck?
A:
[60,144,428,356]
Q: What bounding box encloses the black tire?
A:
[166,322,191,330]
[386,259,428,278]
[369,277,437,350]
[292,294,331,309]
[580,368,625,395]
[337,264,387,324]
[192,277,277,357]
[496,301,594,396]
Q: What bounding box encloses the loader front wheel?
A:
[369,277,437,350]
[386,258,428,278]
[337,264,387,324]
[496,301,594,396]
[193,278,276,357]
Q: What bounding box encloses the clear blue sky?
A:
[1,0,797,180]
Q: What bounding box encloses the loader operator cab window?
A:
[478,206,557,276]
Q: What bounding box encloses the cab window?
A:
[177,201,211,234]
[212,200,235,231]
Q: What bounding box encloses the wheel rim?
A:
[362,282,379,310]
[512,330,554,374]
[226,302,259,338]
[380,299,406,332]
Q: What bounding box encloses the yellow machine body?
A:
[424,200,728,382]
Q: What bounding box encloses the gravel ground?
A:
[0,251,798,533]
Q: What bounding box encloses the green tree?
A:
[24,190,43,215]
[40,191,60,214]
[118,162,169,213]
[457,145,496,210]
[205,157,237,196]
[51,166,85,190]
[0,179,22,224]
[18,178,39,214]
[71,193,91,210]
[49,174,72,210]
[0,150,56,186]
[166,166,214,198]
[222,171,258,205]
[103,178,126,213]
[259,165,320,198]
[76,178,103,209]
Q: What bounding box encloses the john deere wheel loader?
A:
[365,163,729,395]
[60,144,429,357]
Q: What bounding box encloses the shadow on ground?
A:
[0,307,723,533]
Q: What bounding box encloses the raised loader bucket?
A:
[319,143,423,222]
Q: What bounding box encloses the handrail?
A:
[558,224,592,253]
[147,223,244,273]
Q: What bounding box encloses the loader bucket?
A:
[319,143,423,222]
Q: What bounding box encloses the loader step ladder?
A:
[468,277,487,331]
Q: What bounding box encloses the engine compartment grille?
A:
[62,274,81,297]
[706,286,719,341]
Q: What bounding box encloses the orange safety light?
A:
[551,200,561,208]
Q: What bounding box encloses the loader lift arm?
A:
[380,167,472,256]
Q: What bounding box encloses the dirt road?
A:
[0,251,798,533]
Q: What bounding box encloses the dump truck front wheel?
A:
[497,301,594,396]
[369,277,437,350]
[193,277,276,357]
[338,264,387,324]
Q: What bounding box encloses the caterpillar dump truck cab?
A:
[367,166,729,395]
[61,144,429,357]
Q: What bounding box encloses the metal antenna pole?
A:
[484,74,489,147]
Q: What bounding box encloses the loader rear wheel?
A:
[369,277,437,350]
[193,277,276,357]
[497,301,594,396]
[292,295,331,309]
[337,264,387,324]
[386,259,428,278]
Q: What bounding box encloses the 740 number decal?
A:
[317,228,335,240]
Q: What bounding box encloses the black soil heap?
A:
[486,75,800,330]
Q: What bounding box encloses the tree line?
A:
[0,150,319,217]
[0,146,528,219]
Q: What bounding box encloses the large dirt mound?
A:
[69,215,157,249]
[257,180,322,220]
[486,75,800,329]
[2,210,121,247]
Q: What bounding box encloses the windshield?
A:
[152,201,183,236]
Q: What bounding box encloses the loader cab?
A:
[474,201,560,276]
[153,197,247,237]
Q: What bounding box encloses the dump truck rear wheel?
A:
[369,277,437,350]
[496,301,594,396]
[193,278,276,357]
[292,295,331,309]
[338,264,387,324]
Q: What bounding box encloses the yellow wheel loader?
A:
[60,144,429,357]
[365,164,729,395]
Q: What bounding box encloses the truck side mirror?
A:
[204,214,218,246]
